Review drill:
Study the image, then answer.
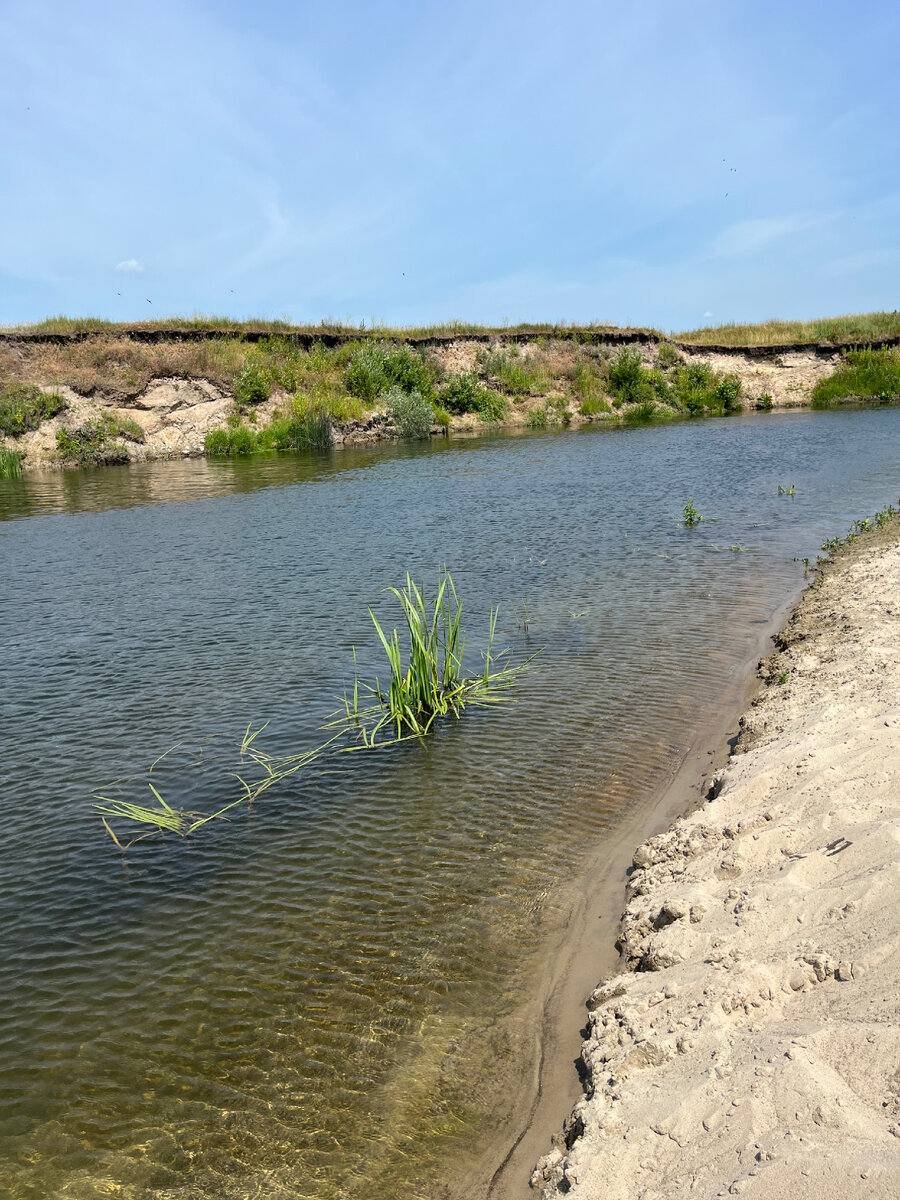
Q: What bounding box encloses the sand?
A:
[531,522,900,1199]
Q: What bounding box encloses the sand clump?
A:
[532,524,900,1199]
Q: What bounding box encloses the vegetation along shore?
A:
[2,311,900,475]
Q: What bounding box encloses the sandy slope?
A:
[532,524,900,1199]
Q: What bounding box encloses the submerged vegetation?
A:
[811,346,900,407]
[95,570,537,846]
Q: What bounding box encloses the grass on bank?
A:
[674,311,900,347]
[811,346,900,407]
[8,310,900,348]
[0,382,67,436]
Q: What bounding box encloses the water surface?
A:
[2,411,899,1199]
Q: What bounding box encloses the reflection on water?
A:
[2,411,900,1199]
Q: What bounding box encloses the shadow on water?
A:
[2,409,900,1198]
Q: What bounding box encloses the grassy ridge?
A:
[673,311,900,346]
[5,310,900,347]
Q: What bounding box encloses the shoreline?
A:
[444,583,806,1200]
[529,518,900,1198]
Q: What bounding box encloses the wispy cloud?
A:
[115,259,144,274]
[711,213,832,258]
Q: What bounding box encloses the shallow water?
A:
[2,411,900,1199]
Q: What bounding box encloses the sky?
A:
[1,0,898,330]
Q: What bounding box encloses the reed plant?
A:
[95,570,538,847]
[327,570,536,743]
[0,446,23,477]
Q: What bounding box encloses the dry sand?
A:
[531,523,900,1199]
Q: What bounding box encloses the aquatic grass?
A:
[327,569,537,744]
[683,498,702,526]
[0,446,24,477]
[94,569,537,846]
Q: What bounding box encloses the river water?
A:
[2,410,899,1199]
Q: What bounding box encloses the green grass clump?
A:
[0,446,24,477]
[683,498,702,526]
[671,362,742,414]
[384,386,434,439]
[480,349,546,396]
[657,342,682,370]
[346,342,436,403]
[811,346,900,407]
[579,396,612,416]
[233,359,271,410]
[56,420,131,465]
[624,398,657,422]
[440,372,508,422]
[94,569,538,847]
[608,347,650,405]
[204,425,259,456]
[330,569,537,744]
[258,404,333,451]
[0,384,68,436]
[525,408,549,430]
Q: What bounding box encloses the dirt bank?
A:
[531,521,900,1199]
[1,334,843,471]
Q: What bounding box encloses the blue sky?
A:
[1,0,898,329]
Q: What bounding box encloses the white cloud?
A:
[115,258,144,273]
[704,310,714,317]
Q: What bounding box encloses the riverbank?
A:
[531,517,900,1199]
[0,327,859,470]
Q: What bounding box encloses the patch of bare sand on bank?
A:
[532,525,900,1199]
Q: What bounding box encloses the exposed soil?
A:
[1,335,845,471]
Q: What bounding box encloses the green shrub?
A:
[432,404,451,429]
[440,372,508,421]
[346,343,388,401]
[756,393,774,410]
[384,386,434,439]
[0,384,68,437]
[526,407,549,430]
[670,362,742,415]
[811,346,900,407]
[233,359,271,409]
[442,372,488,413]
[0,446,24,478]
[713,373,743,411]
[204,425,259,456]
[56,421,130,466]
[657,342,682,370]
[347,343,435,403]
[608,347,650,405]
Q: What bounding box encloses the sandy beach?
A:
[531,519,900,1199]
